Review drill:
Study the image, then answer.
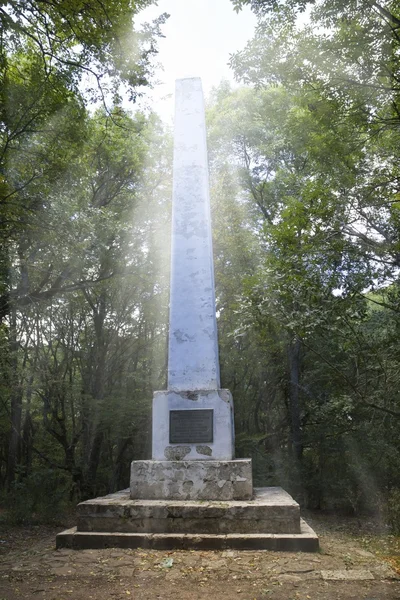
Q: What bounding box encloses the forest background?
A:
[1,0,400,531]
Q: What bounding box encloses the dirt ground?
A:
[0,512,400,600]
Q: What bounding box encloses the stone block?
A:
[321,570,375,581]
[76,487,300,534]
[56,519,319,552]
[130,459,252,500]
[152,389,234,461]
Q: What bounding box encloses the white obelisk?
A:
[130,78,254,501]
[150,78,235,463]
[168,77,220,391]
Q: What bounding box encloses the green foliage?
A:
[0,0,168,101]
[0,0,167,323]
[207,74,400,514]
[0,83,172,503]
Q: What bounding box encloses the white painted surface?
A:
[152,390,234,460]
[168,77,220,391]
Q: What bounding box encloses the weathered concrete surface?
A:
[321,569,375,581]
[152,389,234,461]
[168,77,220,392]
[56,518,318,552]
[130,459,252,501]
[79,487,298,534]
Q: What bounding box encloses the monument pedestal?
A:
[56,487,319,551]
[130,459,252,500]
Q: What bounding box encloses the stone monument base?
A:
[56,487,319,552]
[130,459,252,500]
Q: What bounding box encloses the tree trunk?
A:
[6,309,22,489]
[82,290,108,496]
[21,374,34,476]
[288,337,303,462]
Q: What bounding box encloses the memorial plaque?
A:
[169,409,213,444]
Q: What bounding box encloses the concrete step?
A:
[56,518,319,552]
[76,487,300,535]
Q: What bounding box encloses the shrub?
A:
[4,468,73,525]
[387,488,400,534]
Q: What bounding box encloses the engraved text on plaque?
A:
[169,409,213,444]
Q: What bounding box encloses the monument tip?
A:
[176,76,202,84]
